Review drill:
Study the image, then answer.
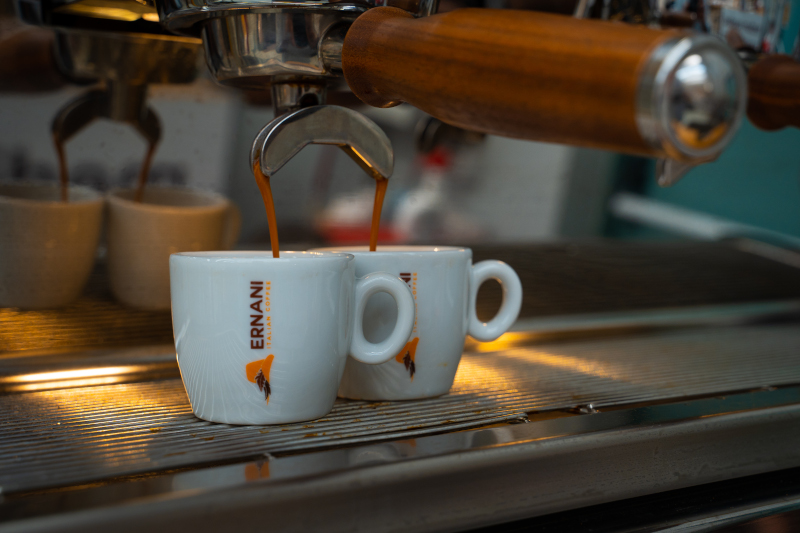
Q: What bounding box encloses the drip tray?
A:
[2,323,800,495]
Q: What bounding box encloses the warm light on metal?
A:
[2,365,143,383]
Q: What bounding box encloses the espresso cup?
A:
[312,246,523,400]
[170,251,416,425]
[107,186,240,310]
[0,180,103,309]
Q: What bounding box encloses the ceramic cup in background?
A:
[170,251,416,424]
[107,186,241,310]
[312,246,523,400]
[0,180,103,309]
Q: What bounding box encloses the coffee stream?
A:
[134,142,158,203]
[369,176,388,252]
[254,162,388,257]
[55,137,156,204]
[54,137,69,202]
[253,161,281,259]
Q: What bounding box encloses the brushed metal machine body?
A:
[2,0,800,530]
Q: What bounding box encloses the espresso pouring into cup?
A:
[170,251,416,424]
[313,246,523,400]
[250,105,394,259]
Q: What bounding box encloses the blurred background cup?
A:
[107,186,241,310]
[0,180,103,309]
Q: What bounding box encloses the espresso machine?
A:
[147,0,751,187]
[3,0,800,530]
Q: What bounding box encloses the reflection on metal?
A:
[157,0,439,33]
[490,349,621,380]
[154,0,437,115]
[17,0,169,31]
[200,12,350,90]
[636,35,747,163]
[503,300,800,338]
[54,1,154,22]
[54,30,200,86]
[4,386,800,530]
[47,30,201,180]
[0,346,180,393]
[5,366,142,383]
[271,82,328,116]
[52,85,161,152]
[0,301,173,353]
[251,105,393,181]
[414,116,485,154]
[655,157,697,187]
[2,324,800,494]
[734,240,800,270]
[609,192,800,248]
[574,0,656,23]
[0,366,153,392]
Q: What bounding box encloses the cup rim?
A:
[311,245,470,255]
[171,250,354,262]
[0,179,103,205]
[108,186,229,212]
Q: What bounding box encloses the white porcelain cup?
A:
[0,180,103,309]
[312,246,523,400]
[170,251,416,425]
[107,186,241,310]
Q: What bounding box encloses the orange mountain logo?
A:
[395,337,419,380]
[246,354,274,403]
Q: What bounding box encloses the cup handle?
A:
[468,260,522,342]
[350,272,416,364]
[222,202,242,250]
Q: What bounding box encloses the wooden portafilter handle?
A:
[747,55,800,131]
[342,8,747,162]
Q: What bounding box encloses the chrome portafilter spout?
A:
[250,104,393,185]
[249,104,393,256]
[51,81,160,166]
[153,0,433,182]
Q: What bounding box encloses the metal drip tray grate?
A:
[2,324,800,494]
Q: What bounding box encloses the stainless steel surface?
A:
[4,385,800,532]
[271,81,328,115]
[157,0,439,32]
[53,30,200,84]
[509,299,800,334]
[655,157,697,187]
[574,0,658,24]
[156,0,436,104]
[0,345,180,393]
[52,84,161,149]
[636,35,747,169]
[46,30,201,178]
[200,11,349,89]
[320,21,348,74]
[15,0,168,32]
[251,105,393,180]
[2,323,800,495]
